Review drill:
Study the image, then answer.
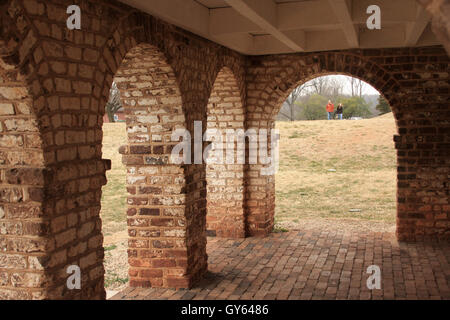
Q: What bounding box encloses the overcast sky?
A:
[305,75,380,96]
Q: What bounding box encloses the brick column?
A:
[117,44,207,288]
[244,114,275,237]
[206,67,246,238]
[0,83,48,299]
[394,48,450,240]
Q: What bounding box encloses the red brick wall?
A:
[0,0,448,300]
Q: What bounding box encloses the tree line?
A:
[279,76,391,121]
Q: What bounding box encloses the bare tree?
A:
[348,77,356,96]
[357,79,368,97]
[309,76,346,99]
[347,77,367,97]
[280,83,313,121]
[105,82,122,122]
[310,77,330,95]
[327,77,345,101]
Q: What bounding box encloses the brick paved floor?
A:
[111,230,450,300]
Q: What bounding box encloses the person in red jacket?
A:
[326,100,335,120]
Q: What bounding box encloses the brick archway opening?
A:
[273,73,398,235]
[244,51,422,239]
[269,71,401,123]
[206,67,246,239]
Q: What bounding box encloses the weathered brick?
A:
[0,0,448,300]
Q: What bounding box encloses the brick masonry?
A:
[116,44,191,289]
[206,67,246,238]
[0,0,448,299]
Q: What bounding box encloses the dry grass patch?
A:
[275,114,397,233]
[101,122,128,291]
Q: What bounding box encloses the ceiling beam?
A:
[359,25,406,48]
[352,0,417,23]
[212,0,419,34]
[214,33,255,54]
[118,0,440,55]
[278,0,339,31]
[118,0,209,38]
[210,7,262,35]
[119,0,256,54]
[405,7,431,46]
[327,0,359,48]
[253,35,293,55]
[224,0,305,52]
[306,29,349,52]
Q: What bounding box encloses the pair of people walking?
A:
[326,100,343,120]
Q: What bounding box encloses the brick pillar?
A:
[0,81,48,299]
[394,49,450,241]
[0,0,47,300]
[244,119,275,237]
[1,0,109,299]
[206,67,245,238]
[245,162,275,237]
[117,44,206,288]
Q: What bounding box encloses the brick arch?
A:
[248,53,405,238]
[245,48,450,240]
[206,66,246,238]
[99,16,219,289]
[245,52,405,237]
[0,0,445,301]
[0,0,134,300]
[257,53,403,123]
[93,9,249,292]
[209,54,247,109]
[99,11,225,126]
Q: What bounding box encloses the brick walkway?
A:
[111,230,450,300]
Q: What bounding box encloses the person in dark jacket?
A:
[336,103,344,120]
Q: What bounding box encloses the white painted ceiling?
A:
[118,0,440,55]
